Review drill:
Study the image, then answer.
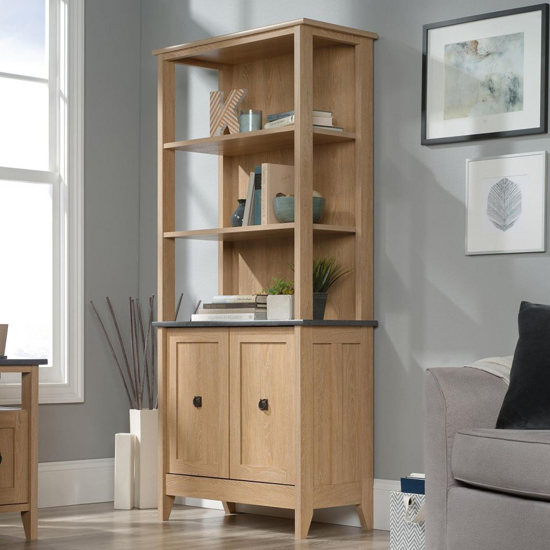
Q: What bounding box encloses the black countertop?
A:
[154,319,378,328]
[0,358,47,366]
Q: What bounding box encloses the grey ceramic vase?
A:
[313,293,328,320]
[231,199,246,227]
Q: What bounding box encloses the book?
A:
[264,115,336,129]
[197,307,262,314]
[400,477,425,495]
[202,302,266,309]
[191,312,268,321]
[212,295,268,304]
[254,166,262,225]
[242,171,255,227]
[261,163,294,224]
[314,124,343,132]
[266,109,332,122]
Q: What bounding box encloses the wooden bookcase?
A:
[154,19,378,539]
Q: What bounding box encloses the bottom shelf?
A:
[164,223,356,242]
[165,473,363,510]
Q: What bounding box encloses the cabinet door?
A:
[0,410,28,505]
[167,329,229,478]
[230,328,295,485]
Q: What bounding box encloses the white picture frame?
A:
[466,151,547,255]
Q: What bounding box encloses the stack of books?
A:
[263,109,343,131]
[191,295,268,321]
[400,473,425,495]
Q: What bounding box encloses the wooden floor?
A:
[0,503,390,549]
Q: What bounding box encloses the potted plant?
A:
[312,257,351,320]
[264,277,294,320]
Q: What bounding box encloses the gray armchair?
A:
[425,367,550,550]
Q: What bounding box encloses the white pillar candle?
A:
[114,433,135,510]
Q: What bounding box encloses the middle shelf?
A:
[164,223,356,242]
[164,126,356,156]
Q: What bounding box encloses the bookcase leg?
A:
[159,494,175,521]
[295,507,313,539]
[21,509,38,541]
[356,501,373,531]
[222,501,236,514]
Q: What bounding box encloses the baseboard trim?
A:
[39,458,114,509]
[38,459,398,531]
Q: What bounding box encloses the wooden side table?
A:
[0,359,44,540]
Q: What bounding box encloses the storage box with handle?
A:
[390,491,425,550]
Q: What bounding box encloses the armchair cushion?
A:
[452,428,550,500]
[496,301,550,429]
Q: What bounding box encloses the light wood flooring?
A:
[0,503,390,549]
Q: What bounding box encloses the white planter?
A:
[130,409,158,509]
[267,295,294,320]
[114,433,135,509]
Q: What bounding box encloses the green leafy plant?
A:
[289,257,351,293]
[263,277,295,295]
[312,257,351,293]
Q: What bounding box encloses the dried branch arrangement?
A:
[90,296,157,410]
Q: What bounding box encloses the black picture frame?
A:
[421,4,549,145]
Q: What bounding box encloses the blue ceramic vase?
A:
[231,199,246,227]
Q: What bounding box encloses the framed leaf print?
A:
[466,152,547,255]
[422,4,549,145]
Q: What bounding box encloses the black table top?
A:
[0,358,47,366]
[153,319,378,328]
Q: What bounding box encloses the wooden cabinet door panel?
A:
[167,329,229,478]
[0,411,28,505]
[311,328,370,488]
[230,328,295,485]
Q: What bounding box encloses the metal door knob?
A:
[258,399,268,411]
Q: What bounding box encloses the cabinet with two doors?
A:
[161,324,374,538]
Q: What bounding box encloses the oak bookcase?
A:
[153,19,378,539]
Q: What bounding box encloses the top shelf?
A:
[164,126,355,156]
[153,19,378,66]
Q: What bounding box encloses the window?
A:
[0,0,84,403]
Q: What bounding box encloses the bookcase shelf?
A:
[164,223,356,241]
[164,126,355,156]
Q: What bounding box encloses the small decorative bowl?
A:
[274,196,326,223]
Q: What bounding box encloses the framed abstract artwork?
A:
[466,152,547,255]
[422,5,549,145]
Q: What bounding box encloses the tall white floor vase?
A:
[114,433,135,509]
[130,409,158,509]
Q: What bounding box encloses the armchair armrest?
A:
[425,367,507,550]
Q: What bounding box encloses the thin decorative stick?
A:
[174,292,184,322]
[137,299,152,409]
[149,294,158,409]
[106,297,137,404]
[146,300,155,408]
[90,301,135,408]
[129,298,141,410]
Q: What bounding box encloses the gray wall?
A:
[39,0,141,462]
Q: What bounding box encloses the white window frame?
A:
[0,0,84,404]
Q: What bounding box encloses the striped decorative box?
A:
[390,491,425,550]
